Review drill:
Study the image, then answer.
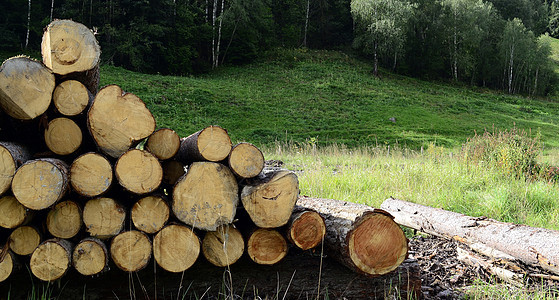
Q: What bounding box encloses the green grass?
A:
[98,48,559,150]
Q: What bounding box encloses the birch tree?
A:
[25,0,31,49]
[499,18,531,94]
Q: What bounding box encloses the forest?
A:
[1,0,559,96]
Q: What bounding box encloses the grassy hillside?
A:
[100,48,559,151]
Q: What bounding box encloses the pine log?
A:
[161,160,185,186]
[241,170,299,228]
[87,85,156,158]
[11,158,69,210]
[0,250,13,282]
[296,196,408,276]
[110,230,152,272]
[145,128,180,160]
[381,197,559,276]
[202,225,244,267]
[83,197,125,239]
[115,149,162,194]
[41,19,100,94]
[131,195,169,234]
[73,237,108,276]
[287,209,326,250]
[0,195,30,229]
[8,226,41,256]
[44,117,83,155]
[70,152,113,197]
[46,200,82,239]
[153,224,200,273]
[0,142,32,196]
[247,228,288,265]
[172,162,238,231]
[53,80,93,116]
[227,142,264,178]
[0,56,55,120]
[30,238,72,281]
[176,125,232,163]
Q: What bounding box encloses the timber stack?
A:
[0,19,416,298]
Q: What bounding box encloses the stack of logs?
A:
[0,19,411,297]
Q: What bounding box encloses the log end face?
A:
[348,213,408,276]
[9,226,41,256]
[229,142,264,178]
[0,195,27,229]
[153,225,200,272]
[53,80,89,116]
[30,240,71,281]
[247,229,288,265]
[73,239,108,276]
[197,126,232,162]
[115,149,162,195]
[202,225,244,267]
[12,159,67,210]
[110,231,152,272]
[0,145,16,195]
[0,251,13,282]
[290,211,326,250]
[70,152,113,197]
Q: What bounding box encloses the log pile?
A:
[0,19,414,298]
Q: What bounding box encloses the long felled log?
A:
[172,162,238,231]
[297,196,408,276]
[153,224,200,273]
[30,238,73,281]
[73,237,108,276]
[41,19,101,94]
[202,225,244,267]
[381,197,559,276]
[87,85,155,158]
[70,152,113,197]
[241,169,299,228]
[0,141,32,195]
[0,56,55,120]
[110,230,152,272]
[176,125,232,163]
[11,158,69,210]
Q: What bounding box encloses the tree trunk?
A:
[247,228,288,265]
[202,224,244,267]
[240,169,299,228]
[0,250,13,282]
[8,226,41,256]
[30,238,73,282]
[172,162,238,231]
[145,128,180,161]
[211,0,218,68]
[73,237,108,276]
[52,80,93,116]
[46,200,82,239]
[380,197,559,276]
[70,152,113,197]
[373,41,379,77]
[115,149,162,195]
[44,117,83,156]
[131,195,170,234]
[0,196,30,229]
[153,224,200,273]
[296,196,408,276]
[0,57,56,120]
[287,208,325,250]
[303,0,310,47]
[110,230,152,272]
[83,197,125,239]
[214,0,225,68]
[50,0,54,22]
[41,19,101,94]
[227,142,264,178]
[11,158,69,210]
[25,0,31,49]
[0,141,32,195]
[87,85,155,158]
[176,125,232,164]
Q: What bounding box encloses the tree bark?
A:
[153,224,200,273]
[44,117,83,156]
[0,195,30,229]
[247,228,288,265]
[131,195,170,234]
[83,197,125,239]
[176,125,232,164]
[115,149,162,195]
[296,196,408,276]
[227,142,264,178]
[30,238,73,281]
[287,208,326,250]
[73,237,109,276]
[46,200,82,239]
[172,162,238,231]
[202,224,244,267]
[145,128,180,161]
[70,152,113,197]
[110,230,152,272]
[241,169,299,228]
[8,226,41,256]
[0,141,32,196]
[11,158,69,210]
[52,80,93,116]
[381,197,559,276]
[87,85,156,158]
[0,57,55,120]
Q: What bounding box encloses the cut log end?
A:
[115,149,162,194]
[131,195,170,234]
[202,225,244,267]
[288,211,326,250]
[70,152,113,197]
[44,117,82,155]
[30,239,72,281]
[0,146,16,195]
[177,125,232,163]
[111,231,152,272]
[73,238,108,276]
[0,195,28,229]
[228,142,264,178]
[46,200,82,239]
[349,212,408,276]
[153,225,200,273]
[83,197,125,239]
[53,80,90,116]
[9,226,41,256]
[146,128,180,160]
[247,229,288,265]
[0,250,13,282]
